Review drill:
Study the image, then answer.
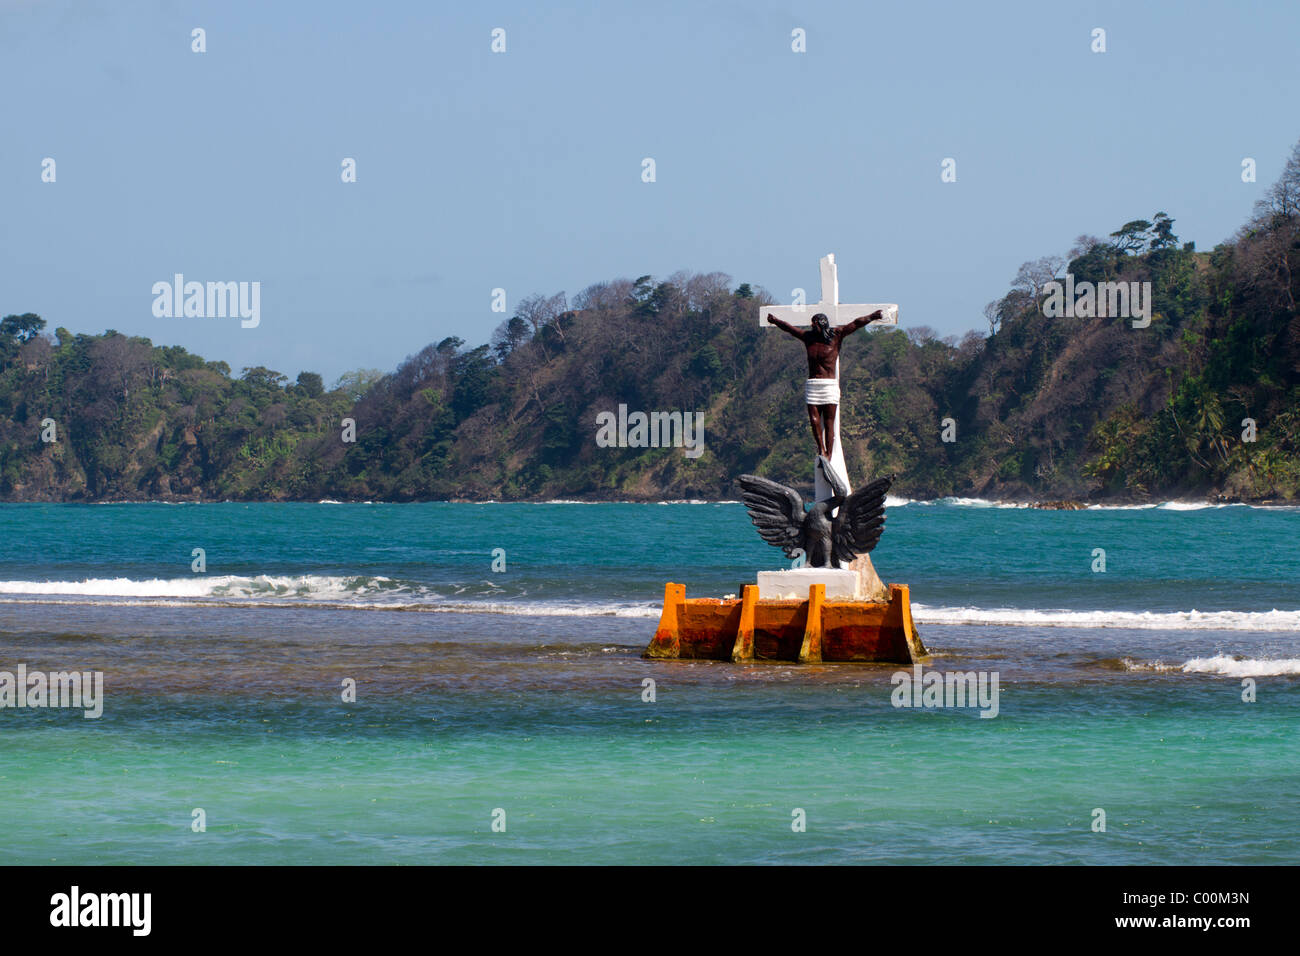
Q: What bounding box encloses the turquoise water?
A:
[1,501,1298,864]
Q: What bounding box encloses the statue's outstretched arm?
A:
[838,309,884,337]
[766,314,805,339]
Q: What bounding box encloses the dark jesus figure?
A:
[766,310,885,459]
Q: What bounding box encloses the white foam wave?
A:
[427,601,657,618]
[892,497,1030,508]
[0,574,403,600]
[2,576,1295,631]
[886,497,1294,511]
[1082,501,1237,511]
[1082,500,1298,511]
[0,575,659,617]
[1119,658,1180,672]
[0,594,660,618]
[1124,655,1300,676]
[1180,654,1300,676]
[913,604,1300,632]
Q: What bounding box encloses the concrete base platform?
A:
[644,581,927,665]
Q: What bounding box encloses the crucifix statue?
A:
[759,254,897,503]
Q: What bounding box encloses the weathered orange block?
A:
[644,581,926,664]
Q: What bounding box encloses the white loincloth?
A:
[804,377,840,406]
[812,362,850,507]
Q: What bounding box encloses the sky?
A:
[4,0,1299,383]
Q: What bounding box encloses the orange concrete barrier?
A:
[644,581,926,664]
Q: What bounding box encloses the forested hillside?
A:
[3,142,1299,504]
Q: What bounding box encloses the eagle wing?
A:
[736,475,805,558]
[831,474,894,565]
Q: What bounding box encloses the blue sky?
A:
[4,0,1299,382]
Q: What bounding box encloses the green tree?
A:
[0,313,46,364]
[1110,219,1153,255]
[450,345,496,421]
[0,313,45,342]
[296,371,325,399]
[333,368,384,401]
[240,366,288,389]
[1150,212,1179,249]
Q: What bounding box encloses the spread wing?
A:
[831,474,894,564]
[736,475,805,558]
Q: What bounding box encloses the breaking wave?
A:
[879,497,1293,510]
[0,575,660,617]
[1,577,1296,631]
[911,604,1300,631]
[0,574,406,600]
[1122,655,1300,676]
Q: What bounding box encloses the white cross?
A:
[758,253,898,328]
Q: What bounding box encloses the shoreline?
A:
[1,494,1297,508]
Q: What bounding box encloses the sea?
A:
[1,499,1297,865]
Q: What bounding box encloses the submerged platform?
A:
[643,581,927,664]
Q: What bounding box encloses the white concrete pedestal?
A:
[755,555,889,603]
[756,567,858,601]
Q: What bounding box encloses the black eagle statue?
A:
[737,470,894,568]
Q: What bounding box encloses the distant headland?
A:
[3,142,1298,506]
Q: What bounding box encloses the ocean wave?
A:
[0,574,407,600]
[944,497,1031,509]
[0,574,659,617]
[424,601,656,618]
[1085,501,1248,511]
[1,576,1296,630]
[1123,654,1300,676]
[895,497,1030,508]
[1181,654,1300,676]
[0,594,660,617]
[912,604,1300,631]
[888,498,1293,511]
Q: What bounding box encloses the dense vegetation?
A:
[3,142,1299,503]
